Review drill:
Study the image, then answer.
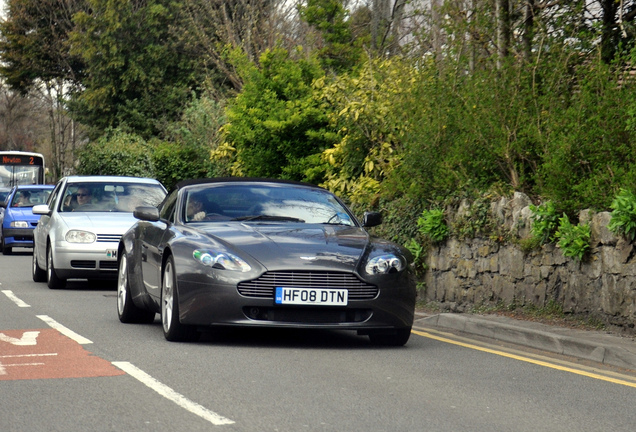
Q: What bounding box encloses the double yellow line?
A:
[412,328,636,388]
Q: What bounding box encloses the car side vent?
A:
[238,271,379,300]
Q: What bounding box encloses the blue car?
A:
[0,185,54,255]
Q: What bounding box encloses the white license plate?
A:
[275,287,348,306]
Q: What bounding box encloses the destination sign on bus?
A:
[2,155,43,166]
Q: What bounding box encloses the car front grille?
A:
[237,271,379,300]
[96,234,121,243]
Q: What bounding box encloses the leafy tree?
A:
[70,0,203,139]
[0,0,86,92]
[154,92,224,190]
[180,0,288,92]
[221,47,333,182]
[0,0,89,180]
[298,0,362,72]
[317,56,416,208]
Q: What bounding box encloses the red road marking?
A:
[0,328,124,381]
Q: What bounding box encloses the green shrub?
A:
[75,128,155,177]
[530,201,559,244]
[417,209,448,242]
[554,214,591,261]
[404,238,427,275]
[608,188,636,240]
[152,140,214,191]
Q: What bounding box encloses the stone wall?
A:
[423,193,636,332]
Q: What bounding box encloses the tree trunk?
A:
[496,0,510,69]
[522,0,535,62]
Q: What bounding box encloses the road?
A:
[1,250,636,432]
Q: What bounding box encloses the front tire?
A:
[47,244,66,289]
[161,255,198,342]
[2,238,11,255]
[32,247,46,282]
[368,327,412,346]
[117,251,155,324]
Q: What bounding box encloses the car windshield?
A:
[60,182,166,212]
[10,188,52,208]
[183,183,356,226]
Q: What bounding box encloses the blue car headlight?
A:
[193,249,251,272]
[365,254,406,274]
[10,221,29,228]
[65,230,96,243]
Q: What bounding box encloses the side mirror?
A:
[32,204,51,216]
[362,211,382,227]
[0,201,6,209]
[133,206,160,222]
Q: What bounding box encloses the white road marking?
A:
[1,290,30,307]
[36,315,93,344]
[0,352,56,376]
[3,362,45,367]
[0,331,40,345]
[112,361,235,426]
[1,353,58,358]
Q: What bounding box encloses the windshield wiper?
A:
[232,215,305,223]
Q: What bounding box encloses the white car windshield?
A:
[61,183,166,212]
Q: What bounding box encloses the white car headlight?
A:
[65,230,96,243]
[10,221,29,228]
[193,249,251,272]
[365,254,406,274]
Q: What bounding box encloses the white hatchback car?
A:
[32,176,167,289]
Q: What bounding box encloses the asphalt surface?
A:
[414,312,636,371]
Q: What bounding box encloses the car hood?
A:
[198,223,373,272]
[60,212,138,234]
[6,207,41,222]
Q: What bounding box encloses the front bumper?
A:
[52,240,119,280]
[3,227,35,247]
[177,272,417,331]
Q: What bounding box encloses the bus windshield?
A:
[0,152,46,186]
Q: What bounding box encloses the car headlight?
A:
[65,230,96,243]
[365,254,406,274]
[10,221,29,228]
[193,249,251,272]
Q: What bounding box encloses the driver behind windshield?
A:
[76,187,94,207]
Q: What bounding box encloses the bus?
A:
[0,151,46,186]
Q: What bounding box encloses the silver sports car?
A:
[32,176,167,289]
[117,178,416,345]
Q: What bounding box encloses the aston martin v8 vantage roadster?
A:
[117,178,416,345]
